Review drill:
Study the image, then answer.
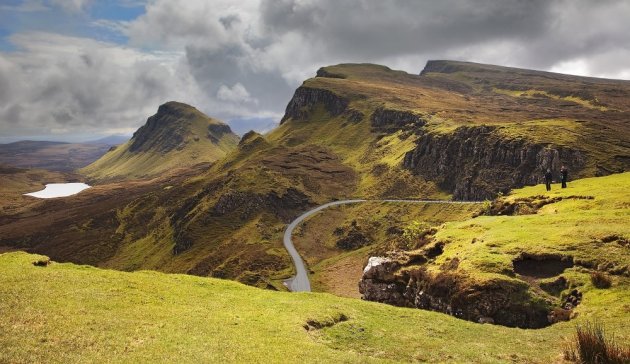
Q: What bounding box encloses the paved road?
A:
[282,199,482,292]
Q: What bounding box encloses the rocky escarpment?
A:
[128,101,237,154]
[207,123,233,143]
[81,101,239,181]
[280,87,349,123]
[359,253,554,329]
[371,107,427,132]
[403,126,585,200]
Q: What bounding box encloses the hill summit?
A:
[80,101,239,181]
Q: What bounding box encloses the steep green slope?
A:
[1,250,628,363]
[80,101,239,181]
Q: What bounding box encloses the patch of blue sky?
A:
[0,28,16,51]
[91,1,145,22]
[0,0,148,49]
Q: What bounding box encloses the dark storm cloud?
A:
[260,0,554,59]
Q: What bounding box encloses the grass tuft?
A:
[591,272,613,289]
[32,258,50,267]
[564,321,630,364]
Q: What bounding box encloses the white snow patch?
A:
[24,183,91,198]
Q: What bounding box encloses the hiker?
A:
[544,168,553,191]
[560,165,568,188]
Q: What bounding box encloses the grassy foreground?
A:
[0,250,626,363]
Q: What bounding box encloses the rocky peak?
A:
[129,101,233,154]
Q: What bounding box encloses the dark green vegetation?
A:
[1,60,629,290]
[0,140,114,172]
[80,101,239,181]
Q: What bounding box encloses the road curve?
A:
[283,199,482,292]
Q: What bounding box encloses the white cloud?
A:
[217,83,256,103]
[0,32,204,138]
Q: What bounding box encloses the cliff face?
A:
[278,61,629,201]
[358,256,552,328]
[280,87,349,123]
[403,126,586,200]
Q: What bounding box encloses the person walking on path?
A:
[544,168,553,191]
[560,166,568,188]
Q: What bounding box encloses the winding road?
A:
[282,199,482,292]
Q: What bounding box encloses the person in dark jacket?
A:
[560,165,568,188]
[544,168,553,191]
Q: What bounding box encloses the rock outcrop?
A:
[403,126,585,200]
[359,254,553,328]
[280,87,348,123]
[371,107,426,130]
[207,123,233,143]
[129,102,191,153]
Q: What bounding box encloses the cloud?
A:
[2,0,630,141]
[0,32,203,139]
[217,83,256,104]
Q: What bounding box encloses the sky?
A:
[1,0,630,142]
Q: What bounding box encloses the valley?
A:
[0,60,629,363]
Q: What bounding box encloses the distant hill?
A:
[0,140,112,172]
[85,134,129,145]
[79,101,239,181]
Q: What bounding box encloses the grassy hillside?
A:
[276,61,629,199]
[80,102,239,181]
[359,172,630,329]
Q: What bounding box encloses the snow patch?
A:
[24,183,91,198]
